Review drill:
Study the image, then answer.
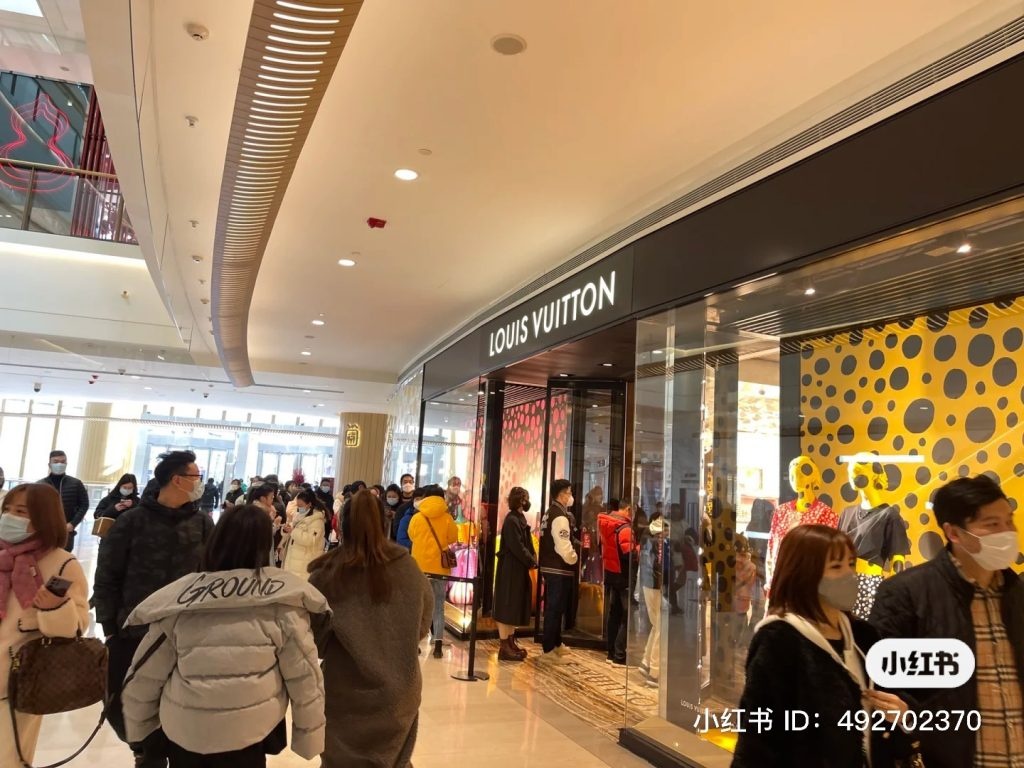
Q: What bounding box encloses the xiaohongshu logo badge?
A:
[866,639,975,689]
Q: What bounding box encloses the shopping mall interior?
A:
[3,1,1024,767]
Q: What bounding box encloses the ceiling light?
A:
[143,386,152,390]
[276,1,345,12]
[302,389,311,393]
[652,349,663,355]
[301,350,312,356]
[156,354,165,361]
[601,362,614,367]
[478,390,485,396]
[337,258,356,267]
[311,319,325,326]
[315,403,325,408]
[191,255,203,263]
[558,373,570,377]
[131,375,140,380]
[266,34,330,47]
[263,55,325,66]
[491,34,527,56]
[264,45,325,57]
[804,287,816,296]
[957,243,972,254]
[394,168,418,181]
[592,404,599,408]
[273,11,340,24]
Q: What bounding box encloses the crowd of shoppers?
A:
[2,447,1020,768]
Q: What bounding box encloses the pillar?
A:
[76,402,114,483]
[335,412,390,486]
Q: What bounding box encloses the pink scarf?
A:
[0,537,48,619]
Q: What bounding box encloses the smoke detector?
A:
[186,23,209,42]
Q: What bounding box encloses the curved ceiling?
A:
[92,0,1024,389]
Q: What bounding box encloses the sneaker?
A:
[539,650,570,665]
[644,676,660,688]
[606,656,627,667]
[639,661,650,676]
[555,644,572,657]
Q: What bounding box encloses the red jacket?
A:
[597,511,633,575]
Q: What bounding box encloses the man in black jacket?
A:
[93,450,214,767]
[870,475,1024,768]
[538,479,579,665]
[39,449,89,551]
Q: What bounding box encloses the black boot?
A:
[432,639,443,658]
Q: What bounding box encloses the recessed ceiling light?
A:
[601,362,614,367]
[315,403,325,408]
[131,375,140,380]
[591,404,599,408]
[311,319,325,326]
[302,389,311,393]
[394,168,418,181]
[491,33,527,56]
[156,354,165,361]
[558,373,570,377]
[652,349,663,355]
[957,243,972,254]
[143,386,152,390]
[804,287,816,296]
[301,350,312,356]
[477,390,485,395]
[191,254,203,263]
[337,258,356,267]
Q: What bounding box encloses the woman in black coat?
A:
[493,486,537,662]
[94,473,140,520]
[732,525,914,768]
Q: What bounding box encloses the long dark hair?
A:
[769,524,857,624]
[109,473,138,496]
[309,489,392,603]
[202,504,272,572]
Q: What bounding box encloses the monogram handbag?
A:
[8,632,165,768]
[426,519,458,569]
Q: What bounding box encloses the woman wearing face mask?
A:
[384,484,403,540]
[280,490,327,579]
[493,487,537,661]
[95,473,141,521]
[223,479,245,512]
[732,525,912,768]
[0,483,90,766]
[396,487,425,551]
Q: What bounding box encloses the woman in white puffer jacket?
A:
[121,504,329,767]
[280,489,326,580]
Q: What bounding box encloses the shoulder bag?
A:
[426,519,458,569]
[9,630,166,768]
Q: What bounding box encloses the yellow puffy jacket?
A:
[408,496,459,575]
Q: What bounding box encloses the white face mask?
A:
[295,505,309,517]
[181,476,203,503]
[402,483,414,494]
[960,529,1019,571]
[119,487,134,497]
[49,462,67,475]
[0,514,32,544]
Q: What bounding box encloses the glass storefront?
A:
[623,196,1024,763]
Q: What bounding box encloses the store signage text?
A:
[487,270,618,359]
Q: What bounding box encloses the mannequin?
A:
[766,456,839,589]
[838,453,911,618]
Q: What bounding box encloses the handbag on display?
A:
[8,632,165,768]
[426,519,458,570]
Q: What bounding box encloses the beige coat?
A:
[0,548,90,699]
[281,509,325,579]
[122,568,329,759]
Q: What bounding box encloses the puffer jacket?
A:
[408,496,458,575]
[281,509,326,579]
[121,568,328,759]
[92,495,215,638]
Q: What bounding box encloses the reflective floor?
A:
[33,532,651,767]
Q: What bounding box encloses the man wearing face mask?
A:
[38,450,89,552]
[871,475,1024,768]
[93,450,215,767]
[538,479,579,664]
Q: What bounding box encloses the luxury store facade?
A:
[394,53,1024,766]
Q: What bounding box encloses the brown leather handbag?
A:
[9,633,108,715]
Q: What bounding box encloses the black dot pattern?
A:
[798,298,1024,574]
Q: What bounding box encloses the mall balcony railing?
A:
[0,157,137,245]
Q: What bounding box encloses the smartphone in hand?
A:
[45,575,72,598]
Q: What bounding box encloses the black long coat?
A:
[493,508,537,626]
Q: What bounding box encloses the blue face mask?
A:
[0,514,32,544]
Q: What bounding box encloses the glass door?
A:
[538,380,627,646]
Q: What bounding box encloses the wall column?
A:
[76,402,113,483]
[334,412,389,486]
